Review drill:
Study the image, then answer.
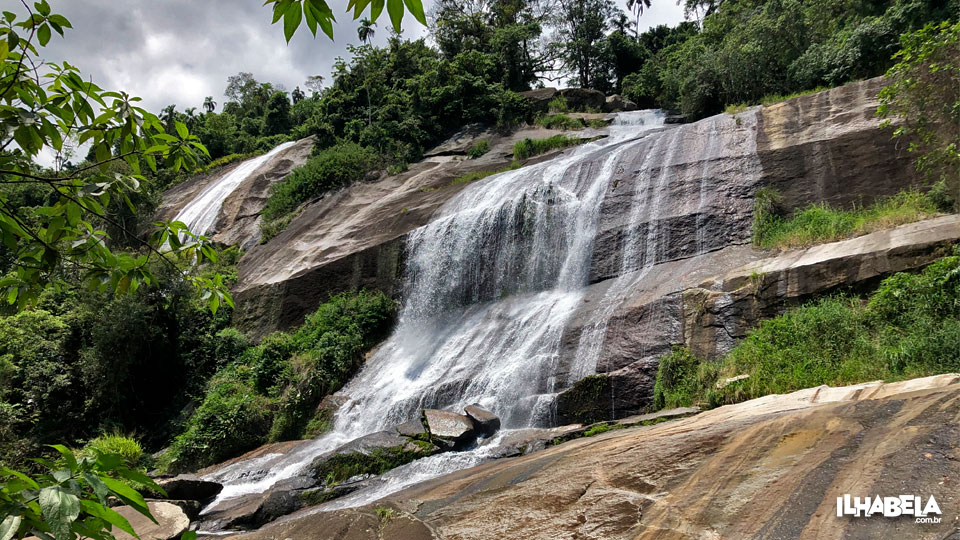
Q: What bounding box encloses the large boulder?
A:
[603,94,637,112]
[423,409,477,448]
[518,87,558,114]
[113,502,189,540]
[559,88,605,111]
[156,474,222,501]
[464,404,501,436]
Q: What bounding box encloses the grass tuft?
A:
[513,135,587,160]
[753,187,947,250]
[535,114,584,130]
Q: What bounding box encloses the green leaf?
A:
[48,445,78,472]
[386,0,403,33]
[400,0,424,26]
[37,23,50,46]
[79,500,136,537]
[100,477,155,523]
[48,14,71,29]
[0,516,21,540]
[2,467,40,489]
[38,486,80,540]
[81,473,109,504]
[283,3,302,43]
[174,120,188,139]
[180,532,197,540]
[370,0,384,23]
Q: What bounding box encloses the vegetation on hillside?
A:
[163,291,396,472]
[653,249,960,410]
[753,185,954,250]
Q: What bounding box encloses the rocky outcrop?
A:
[233,78,921,339]
[518,87,558,114]
[464,404,500,436]
[156,473,223,501]
[559,88,606,111]
[557,216,960,421]
[684,214,960,360]
[603,94,638,112]
[113,502,190,540]
[228,374,960,540]
[156,137,315,250]
[232,125,613,338]
[199,405,502,531]
[422,409,476,448]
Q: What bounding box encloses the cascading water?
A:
[173,141,296,236]
[202,109,760,516]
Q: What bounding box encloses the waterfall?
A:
[203,109,762,513]
[173,141,297,236]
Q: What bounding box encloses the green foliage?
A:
[0,259,242,469]
[265,0,426,42]
[467,140,490,159]
[0,445,164,540]
[877,21,960,184]
[312,441,438,487]
[653,252,960,409]
[0,2,229,311]
[535,114,585,130]
[449,162,521,187]
[78,435,143,470]
[260,143,382,240]
[632,0,959,119]
[513,135,587,160]
[753,188,943,250]
[653,347,714,410]
[547,97,570,113]
[165,291,397,472]
[582,422,625,437]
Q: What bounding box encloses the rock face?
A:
[555,215,960,421]
[113,502,189,540]
[155,137,315,250]
[227,374,960,540]
[232,124,603,338]
[464,404,500,436]
[156,473,223,501]
[603,94,638,112]
[559,88,606,111]
[518,87,558,114]
[232,78,923,342]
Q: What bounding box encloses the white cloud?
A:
[30,0,684,115]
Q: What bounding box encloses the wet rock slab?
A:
[228,375,960,540]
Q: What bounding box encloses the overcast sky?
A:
[33,0,686,115]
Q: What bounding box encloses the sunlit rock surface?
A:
[226,374,960,540]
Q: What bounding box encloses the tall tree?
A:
[626,0,650,40]
[203,96,217,113]
[358,19,377,126]
[556,0,616,88]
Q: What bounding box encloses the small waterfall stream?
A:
[173,141,297,236]
[202,109,761,515]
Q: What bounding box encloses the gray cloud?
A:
[34,0,685,114]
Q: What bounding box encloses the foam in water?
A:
[173,141,297,236]
[202,109,761,513]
